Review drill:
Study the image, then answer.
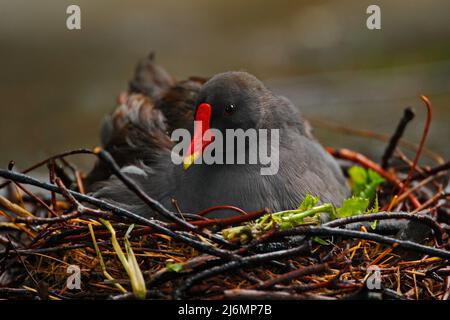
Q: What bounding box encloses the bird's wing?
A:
[85,93,174,187]
[91,161,178,219]
[129,52,206,133]
[85,54,206,187]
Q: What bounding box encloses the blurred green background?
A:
[0,0,449,172]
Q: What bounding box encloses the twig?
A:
[48,161,57,211]
[93,148,234,248]
[381,107,415,169]
[391,174,439,208]
[311,117,444,165]
[255,262,330,290]
[412,161,450,180]
[324,211,444,244]
[272,226,450,259]
[0,149,93,190]
[173,243,310,299]
[398,95,433,196]
[13,210,81,225]
[6,235,39,287]
[0,243,88,255]
[197,205,248,217]
[13,182,57,216]
[0,169,239,260]
[412,190,446,214]
[192,209,268,229]
[327,147,421,208]
[93,148,196,231]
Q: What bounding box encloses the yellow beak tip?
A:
[182,152,199,171]
[183,161,193,171]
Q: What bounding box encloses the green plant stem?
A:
[100,219,147,299]
[88,224,127,294]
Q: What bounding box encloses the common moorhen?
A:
[87,53,350,218]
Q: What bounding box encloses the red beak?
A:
[183,103,213,169]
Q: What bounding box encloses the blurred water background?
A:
[0,0,449,173]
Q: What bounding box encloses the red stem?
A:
[196,205,248,217]
[327,147,421,208]
[398,95,433,196]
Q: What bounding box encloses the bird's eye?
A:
[225,104,236,116]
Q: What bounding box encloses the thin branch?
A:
[273,226,450,259]
[173,243,310,299]
[255,262,330,290]
[324,211,444,244]
[412,161,450,180]
[398,95,433,196]
[0,169,239,261]
[381,107,415,169]
[93,148,196,230]
[0,149,93,190]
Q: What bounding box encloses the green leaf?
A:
[348,166,367,184]
[360,170,385,200]
[298,193,319,211]
[166,262,183,273]
[336,197,369,218]
[313,236,329,245]
[348,166,385,201]
[348,166,368,195]
[370,219,379,230]
[100,219,146,299]
[368,169,384,184]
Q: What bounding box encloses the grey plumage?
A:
[89,60,350,219]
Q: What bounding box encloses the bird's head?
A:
[182,71,271,169]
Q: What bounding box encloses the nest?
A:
[0,96,449,300]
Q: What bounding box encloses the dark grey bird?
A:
[87,54,350,218]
